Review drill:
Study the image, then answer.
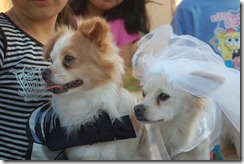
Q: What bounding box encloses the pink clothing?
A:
[109,19,140,47]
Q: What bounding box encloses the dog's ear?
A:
[43,29,66,60]
[78,17,109,48]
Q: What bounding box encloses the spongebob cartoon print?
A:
[209,9,240,70]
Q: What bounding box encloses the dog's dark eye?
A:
[158,93,170,101]
[64,55,75,68]
[65,55,75,63]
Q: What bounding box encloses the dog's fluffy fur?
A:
[42,17,150,160]
[134,73,240,160]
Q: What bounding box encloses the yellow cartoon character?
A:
[217,29,240,61]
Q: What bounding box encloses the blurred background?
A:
[0,0,182,31]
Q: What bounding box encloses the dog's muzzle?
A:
[134,104,164,123]
[134,104,147,121]
[41,68,83,94]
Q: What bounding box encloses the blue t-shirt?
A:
[171,0,240,69]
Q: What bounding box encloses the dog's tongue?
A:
[46,85,63,90]
[45,80,83,94]
[45,85,68,94]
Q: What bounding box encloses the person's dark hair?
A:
[56,4,76,29]
[68,0,150,35]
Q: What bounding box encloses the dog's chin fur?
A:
[43,17,151,160]
[135,74,240,160]
[52,83,135,133]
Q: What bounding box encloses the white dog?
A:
[132,25,240,160]
[134,73,240,160]
[41,17,150,160]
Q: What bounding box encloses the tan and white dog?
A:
[41,17,150,160]
[134,73,240,160]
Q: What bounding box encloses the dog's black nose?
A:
[134,104,146,115]
[41,68,52,80]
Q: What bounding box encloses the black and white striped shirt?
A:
[0,13,60,160]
